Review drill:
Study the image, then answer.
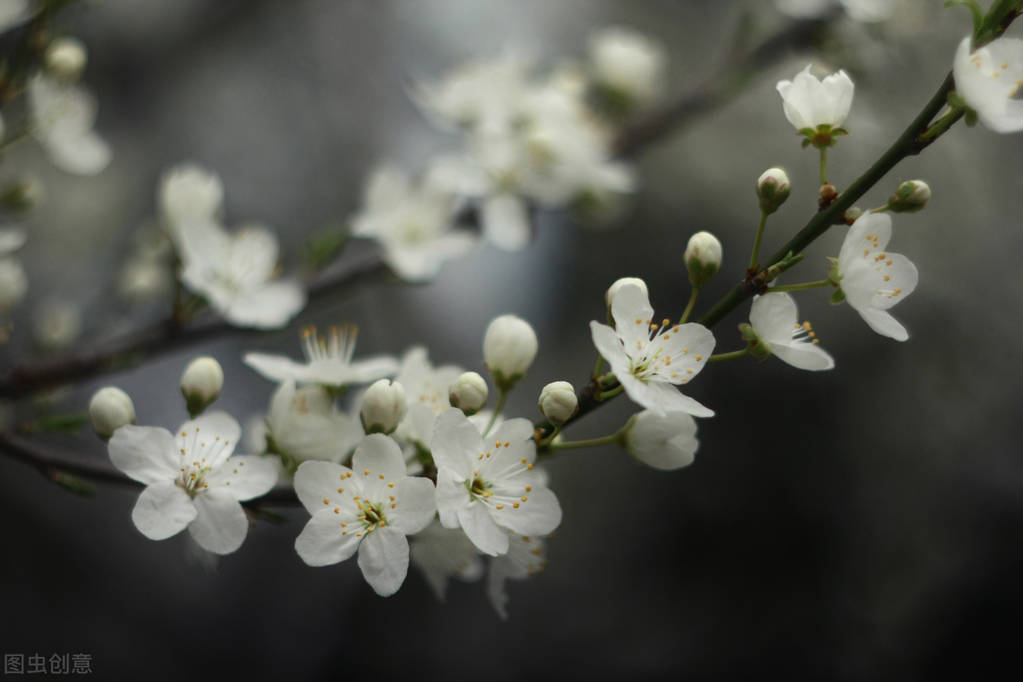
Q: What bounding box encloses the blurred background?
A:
[2,0,1023,679]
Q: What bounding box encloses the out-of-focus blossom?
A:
[953,36,1023,134]
[244,325,397,387]
[27,74,110,175]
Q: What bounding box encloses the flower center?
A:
[355,498,387,532]
[300,324,358,364]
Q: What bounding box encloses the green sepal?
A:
[830,287,847,305]
[965,108,979,127]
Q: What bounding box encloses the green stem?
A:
[819,145,828,185]
[768,279,831,293]
[547,431,624,451]
[593,354,604,379]
[596,385,624,401]
[482,389,507,437]
[679,287,700,324]
[749,211,768,270]
[708,348,750,363]
[699,71,962,329]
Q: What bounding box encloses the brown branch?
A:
[0,253,389,399]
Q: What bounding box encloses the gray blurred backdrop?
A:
[2,1,1022,680]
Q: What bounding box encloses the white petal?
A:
[430,408,481,475]
[838,212,891,270]
[357,527,410,596]
[364,166,410,208]
[617,371,715,418]
[481,194,531,251]
[293,460,354,515]
[205,455,279,501]
[842,252,918,311]
[435,468,469,528]
[131,482,197,541]
[855,306,909,341]
[344,356,400,384]
[625,410,699,471]
[45,129,110,175]
[458,502,509,556]
[187,490,249,554]
[770,342,836,371]
[388,477,437,535]
[223,280,306,330]
[590,321,632,370]
[492,484,562,536]
[244,353,311,384]
[0,228,26,254]
[750,293,799,344]
[954,36,1023,134]
[609,282,655,348]
[108,425,179,485]
[295,509,362,566]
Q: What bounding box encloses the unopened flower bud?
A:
[605,277,648,319]
[449,371,488,415]
[684,231,722,289]
[180,356,224,417]
[538,381,578,424]
[483,314,538,390]
[89,386,135,440]
[818,183,838,209]
[44,37,87,82]
[843,206,864,224]
[756,167,790,214]
[360,379,407,434]
[888,180,930,213]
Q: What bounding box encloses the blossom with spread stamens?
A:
[178,222,305,329]
[293,434,436,596]
[747,293,835,371]
[431,408,562,556]
[590,283,715,417]
[953,35,1023,133]
[244,324,398,388]
[832,212,918,341]
[107,411,279,554]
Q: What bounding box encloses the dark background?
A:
[2,1,1022,680]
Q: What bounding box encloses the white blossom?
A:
[487,532,548,620]
[293,434,436,596]
[177,221,305,329]
[834,212,918,341]
[33,298,80,351]
[953,35,1023,134]
[591,283,715,417]
[263,379,361,466]
[108,412,279,554]
[244,324,397,388]
[749,293,835,371]
[351,165,475,282]
[409,519,484,601]
[0,0,32,33]
[431,408,562,556]
[623,410,699,471]
[588,26,666,107]
[776,65,854,131]
[27,73,110,175]
[88,387,136,440]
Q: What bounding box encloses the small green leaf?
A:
[51,471,95,498]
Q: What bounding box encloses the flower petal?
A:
[131,482,196,541]
[223,280,306,330]
[293,460,355,514]
[244,352,312,384]
[855,306,909,342]
[204,455,279,501]
[481,194,531,251]
[109,425,179,485]
[435,468,469,528]
[491,484,562,536]
[770,341,836,371]
[750,293,799,345]
[388,477,437,535]
[188,489,249,554]
[590,321,631,370]
[430,408,481,476]
[458,501,509,556]
[295,508,362,566]
[357,527,410,596]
